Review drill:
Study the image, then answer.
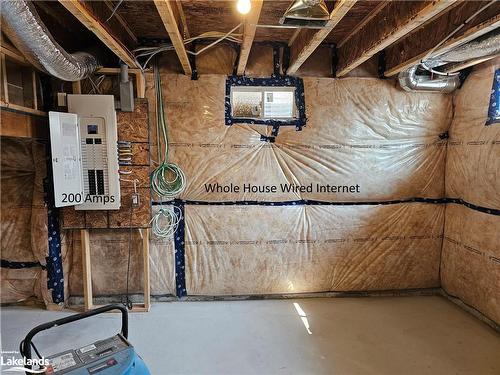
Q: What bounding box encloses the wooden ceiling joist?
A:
[236,0,264,76]
[154,0,192,76]
[336,0,457,77]
[336,1,389,49]
[58,0,137,67]
[384,2,500,77]
[287,0,357,75]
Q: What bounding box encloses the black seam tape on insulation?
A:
[1,259,45,269]
[153,198,499,216]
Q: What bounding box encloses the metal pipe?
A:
[1,0,100,81]
[398,66,460,93]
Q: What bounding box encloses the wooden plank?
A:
[0,108,48,138]
[336,1,389,48]
[58,0,137,67]
[384,2,500,76]
[0,101,47,117]
[236,0,263,75]
[154,0,192,75]
[1,54,9,103]
[32,71,37,110]
[142,228,151,311]
[136,71,145,99]
[72,80,82,94]
[443,55,499,73]
[336,0,457,77]
[287,0,357,75]
[175,0,190,39]
[80,229,93,311]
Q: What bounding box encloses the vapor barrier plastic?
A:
[446,61,500,209]
[441,204,499,324]
[0,138,50,304]
[442,60,500,324]
[150,75,451,202]
[185,203,444,295]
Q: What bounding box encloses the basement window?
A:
[225,76,307,130]
[486,68,499,125]
[232,87,296,120]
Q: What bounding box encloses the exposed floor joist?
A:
[236,0,264,75]
[287,0,357,75]
[336,1,389,49]
[336,0,457,77]
[58,0,137,67]
[384,2,500,76]
[175,0,190,39]
[154,0,192,76]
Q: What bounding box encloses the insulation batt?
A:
[442,60,500,324]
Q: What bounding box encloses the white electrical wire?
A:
[150,205,183,238]
[133,24,243,70]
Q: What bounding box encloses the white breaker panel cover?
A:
[49,95,121,210]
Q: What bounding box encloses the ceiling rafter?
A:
[153,0,192,75]
[286,0,357,75]
[336,0,458,77]
[236,0,264,76]
[58,0,137,67]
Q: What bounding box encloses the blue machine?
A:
[20,304,151,375]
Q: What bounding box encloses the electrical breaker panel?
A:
[49,95,121,210]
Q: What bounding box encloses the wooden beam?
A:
[154,0,192,75]
[80,229,92,311]
[336,0,457,77]
[287,0,357,75]
[175,0,190,39]
[443,55,499,73]
[384,2,500,76]
[0,108,48,138]
[337,1,389,49]
[58,0,137,67]
[236,0,263,75]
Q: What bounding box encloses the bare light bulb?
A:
[237,0,251,15]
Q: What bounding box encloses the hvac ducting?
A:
[1,0,99,81]
[280,0,330,28]
[398,66,460,93]
[399,29,499,93]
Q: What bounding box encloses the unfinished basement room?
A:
[0,0,499,374]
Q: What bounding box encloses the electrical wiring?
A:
[133,25,243,70]
[150,205,183,238]
[150,60,186,199]
[149,60,186,238]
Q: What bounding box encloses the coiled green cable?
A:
[150,60,186,199]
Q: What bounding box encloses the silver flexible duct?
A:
[398,66,460,93]
[399,29,499,93]
[424,30,500,69]
[1,0,100,81]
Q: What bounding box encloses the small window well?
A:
[225,76,307,133]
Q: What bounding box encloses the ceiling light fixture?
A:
[236,0,251,15]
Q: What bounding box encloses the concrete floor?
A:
[1,296,499,374]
